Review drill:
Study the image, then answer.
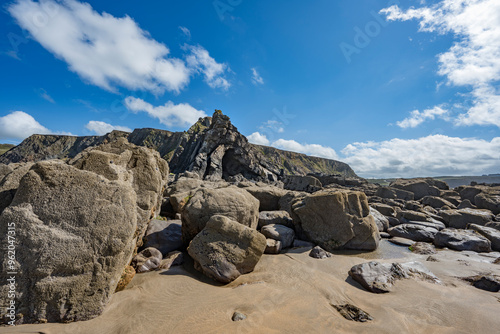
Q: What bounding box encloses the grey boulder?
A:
[260,224,295,249]
[434,228,492,252]
[187,215,266,283]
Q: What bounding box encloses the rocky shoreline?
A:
[0,111,499,332]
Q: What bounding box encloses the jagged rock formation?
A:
[0,131,129,164]
[0,111,357,182]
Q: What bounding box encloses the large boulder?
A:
[0,161,138,324]
[459,186,483,204]
[434,228,492,252]
[244,186,287,211]
[390,179,441,200]
[69,137,169,242]
[0,162,33,214]
[439,208,495,229]
[348,261,440,293]
[292,190,379,251]
[370,207,389,232]
[181,186,259,242]
[187,215,266,283]
[387,224,438,242]
[468,224,500,251]
[421,196,456,209]
[474,191,500,215]
[370,203,395,217]
[375,186,414,201]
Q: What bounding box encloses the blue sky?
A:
[0,0,499,178]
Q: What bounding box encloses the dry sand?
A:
[2,241,500,334]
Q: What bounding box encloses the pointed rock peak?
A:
[188,116,212,134]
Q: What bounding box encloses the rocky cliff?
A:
[0,111,357,181]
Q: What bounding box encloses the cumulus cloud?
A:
[0,111,51,140]
[273,139,339,160]
[247,132,270,146]
[184,44,231,90]
[397,106,448,128]
[85,121,131,135]
[246,132,338,160]
[8,0,229,94]
[251,68,264,85]
[342,135,500,178]
[381,0,500,128]
[124,97,206,128]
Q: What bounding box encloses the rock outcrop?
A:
[0,111,358,183]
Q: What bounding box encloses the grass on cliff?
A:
[0,144,14,156]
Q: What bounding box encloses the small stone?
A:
[463,275,500,292]
[115,265,136,292]
[380,232,391,239]
[309,246,332,259]
[232,312,247,321]
[132,247,163,273]
[158,251,184,270]
[332,304,373,322]
[265,238,282,254]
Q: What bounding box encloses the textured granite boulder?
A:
[187,215,266,283]
[0,161,137,324]
[292,190,379,251]
[181,186,259,243]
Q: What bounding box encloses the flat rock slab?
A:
[388,224,438,242]
[348,261,440,293]
[469,224,500,252]
[388,237,415,247]
[434,228,492,253]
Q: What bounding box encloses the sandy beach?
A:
[3,241,499,334]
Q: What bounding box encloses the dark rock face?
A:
[0,131,128,164]
[142,219,183,256]
[0,111,358,183]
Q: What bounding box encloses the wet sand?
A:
[2,241,500,334]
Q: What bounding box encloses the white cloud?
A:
[341,135,500,178]
[38,88,55,103]
[260,120,284,133]
[124,97,206,127]
[0,111,51,140]
[179,26,191,39]
[272,138,339,160]
[246,131,338,159]
[397,106,448,128]
[184,44,231,90]
[247,132,270,146]
[8,0,229,94]
[381,0,500,128]
[85,121,131,135]
[251,67,264,85]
